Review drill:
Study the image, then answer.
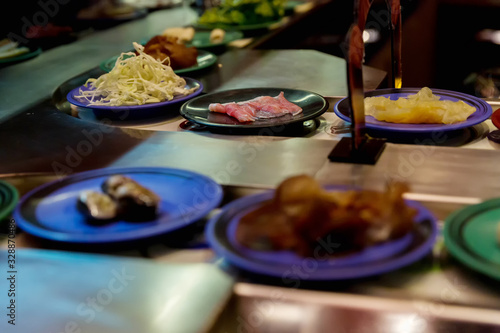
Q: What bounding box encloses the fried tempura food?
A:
[210,28,225,43]
[162,27,195,44]
[142,35,198,70]
[364,87,476,124]
[236,175,416,257]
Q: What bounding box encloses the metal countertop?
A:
[1,3,500,332]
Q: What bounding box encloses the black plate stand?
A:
[328,136,386,165]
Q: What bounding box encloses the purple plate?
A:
[67,77,203,120]
[206,186,438,280]
[334,88,492,133]
[13,167,222,244]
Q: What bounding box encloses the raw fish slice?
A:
[208,92,303,122]
[209,102,256,122]
[245,92,302,116]
[245,95,288,118]
[247,101,283,119]
[276,92,303,115]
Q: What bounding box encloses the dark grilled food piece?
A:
[102,175,160,221]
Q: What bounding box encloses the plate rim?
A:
[0,47,42,64]
[206,185,439,280]
[0,180,19,222]
[13,167,223,244]
[66,77,203,110]
[187,30,244,49]
[333,87,492,133]
[179,87,329,129]
[193,18,283,31]
[175,49,218,74]
[443,197,500,280]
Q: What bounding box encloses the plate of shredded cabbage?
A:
[334,87,492,133]
[67,42,203,119]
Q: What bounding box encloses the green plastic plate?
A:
[193,19,283,32]
[187,30,244,49]
[0,180,19,222]
[444,198,500,280]
[0,48,42,64]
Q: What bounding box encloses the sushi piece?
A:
[162,27,195,44]
[102,175,160,220]
[210,28,225,43]
[208,102,256,122]
[208,92,303,122]
[101,175,132,197]
[77,190,118,220]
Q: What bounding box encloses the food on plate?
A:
[77,1,137,19]
[0,39,29,59]
[76,42,197,106]
[77,191,118,220]
[25,23,73,39]
[364,87,476,124]
[77,175,160,221]
[198,0,286,26]
[102,175,160,220]
[162,27,228,45]
[236,175,417,257]
[209,92,302,122]
[162,27,195,44]
[210,29,226,43]
[142,35,198,70]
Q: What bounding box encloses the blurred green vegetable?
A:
[198,0,286,26]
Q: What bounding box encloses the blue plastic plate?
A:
[334,88,492,133]
[66,77,203,119]
[206,186,438,280]
[13,167,223,244]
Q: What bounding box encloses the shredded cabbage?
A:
[76,42,196,106]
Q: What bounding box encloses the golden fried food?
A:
[142,35,198,70]
[210,28,225,43]
[162,27,195,44]
[364,87,476,124]
[236,175,416,257]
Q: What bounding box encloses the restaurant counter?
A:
[1,2,500,333]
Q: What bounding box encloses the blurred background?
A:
[2,0,500,99]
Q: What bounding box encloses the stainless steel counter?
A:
[212,283,500,333]
[1,3,500,332]
[2,174,500,333]
[0,47,386,176]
